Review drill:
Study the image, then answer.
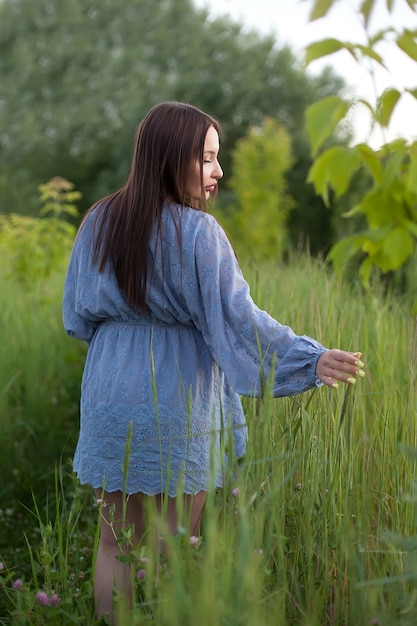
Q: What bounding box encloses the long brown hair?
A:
[82,102,221,311]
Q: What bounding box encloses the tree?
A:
[303,0,417,296]
[220,118,294,260]
[0,0,347,251]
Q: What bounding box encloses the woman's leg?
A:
[93,488,206,623]
[154,490,206,536]
[93,489,144,624]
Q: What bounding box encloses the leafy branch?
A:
[304,0,417,299]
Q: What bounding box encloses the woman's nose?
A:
[214,161,223,179]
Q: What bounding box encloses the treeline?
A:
[0,0,355,254]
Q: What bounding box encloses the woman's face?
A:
[186,125,223,203]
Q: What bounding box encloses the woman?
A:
[63,101,364,621]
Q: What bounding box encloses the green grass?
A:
[0,267,84,505]
[1,253,417,625]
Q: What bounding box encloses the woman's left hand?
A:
[316,349,365,389]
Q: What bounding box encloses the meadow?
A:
[1,251,417,625]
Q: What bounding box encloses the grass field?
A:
[1,253,417,625]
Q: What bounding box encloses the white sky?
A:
[193,0,417,148]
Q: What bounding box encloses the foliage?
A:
[0,177,80,291]
[2,253,417,623]
[0,0,348,252]
[304,0,417,300]
[0,473,97,625]
[0,178,83,510]
[219,118,295,260]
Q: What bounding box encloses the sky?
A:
[193,0,417,148]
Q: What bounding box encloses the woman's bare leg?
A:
[154,490,206,536]
[93,489,144,624]
[93,488,206,623]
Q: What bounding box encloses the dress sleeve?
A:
[189,216,326,398]
[62,233,100,345]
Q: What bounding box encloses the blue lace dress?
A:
[63,203,326,496]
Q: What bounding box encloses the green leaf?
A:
[343,203,363,218]
[309,0,336,21]
[305,96,351,156]
[405,154,417,195]
[360,188,399,228]
[328,234,364,273]
[361,224,392,245]
[359,224,410,271]
[307,160,331,205]
[369,27,394,46]
[359,256,374,287]
[356,143,383,182]
[304,39,345,65]
[359,0,376,26]
[307,145,362,204]
[375,88,401,127]
[405,87,417,101]
[379,137,409,152]
[354,44,386,66]
[381,148,407,190]
[357,97,377,118]
[404,219,417,237]
[397,30,417,62]
[376,226,415,271]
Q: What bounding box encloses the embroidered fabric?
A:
[63,203,326,496]
[74,400,247,496]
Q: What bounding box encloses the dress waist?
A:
[101,318,187,328]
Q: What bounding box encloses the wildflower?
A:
[231,487,240,497]
[137,569,146,580]
[49,593,61,607]
[140,556,148,564]
[12,579,23,591]
[0,562,4,572]
[295,482,302,491]
[189,536,198,545]
[37,591,50,606]
[96,498,107,507]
